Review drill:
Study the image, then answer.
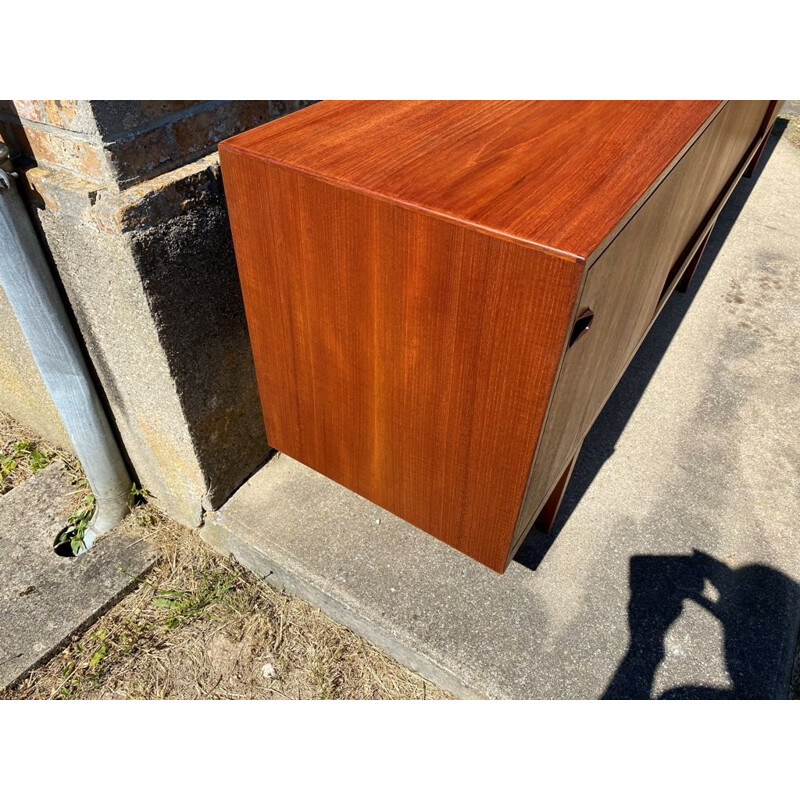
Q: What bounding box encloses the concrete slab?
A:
[203,126,800,699]
[0,462,158,689]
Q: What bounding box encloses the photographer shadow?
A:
[603,551,800,699]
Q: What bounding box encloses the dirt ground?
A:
[1,412,450,700]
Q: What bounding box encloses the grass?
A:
[0,426,64,494]
[0,411,451,700]
[1,412,96,555]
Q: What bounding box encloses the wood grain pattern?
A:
[221,148,583,571]
[221,100,774,572]
[512,100,770,551]
[222,101,722,260]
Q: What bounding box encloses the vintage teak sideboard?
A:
[220,100,780,573]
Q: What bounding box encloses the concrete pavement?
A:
[0,462,157,690]
[204,121,800,699]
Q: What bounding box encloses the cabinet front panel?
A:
[513,100,770,548]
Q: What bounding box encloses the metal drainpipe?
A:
[0,144,131,551]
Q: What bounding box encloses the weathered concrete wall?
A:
[0,100,313,526]
[0,284,72,451]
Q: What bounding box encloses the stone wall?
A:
[0,100,313,526]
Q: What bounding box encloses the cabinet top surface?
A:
[221,100,722,261]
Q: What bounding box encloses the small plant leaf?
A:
[89,643,108,669]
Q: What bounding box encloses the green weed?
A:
[55,493,96,556]
[153,567,239,629]
[0,437,53,490]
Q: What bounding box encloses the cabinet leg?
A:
[745,134,771,179]
[535,448,580,534]
[676,229,711,294]
[745,101,780,178]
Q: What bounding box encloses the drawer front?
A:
[513,99,770,544]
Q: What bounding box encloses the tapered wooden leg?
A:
[745,100,780,178]
[534,447,580,534]
[745,134,771,178]
[676,229,711,294]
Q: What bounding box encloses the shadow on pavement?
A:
[603,551,800,699]
[513,119,800,699]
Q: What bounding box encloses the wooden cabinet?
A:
[220,100,779,573]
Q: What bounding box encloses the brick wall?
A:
[0,100,314,527]
[0,100,314,188]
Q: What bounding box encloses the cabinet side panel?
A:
[512,99,770,548]
[221,150,583,571]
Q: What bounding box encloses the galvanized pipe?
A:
[0,144,131,550]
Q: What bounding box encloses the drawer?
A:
[513,100,770,543]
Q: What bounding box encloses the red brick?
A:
[103,124,176,187]
[12,100,46,124]
[18,124,107,180]
[172,102,271,162]
[43,100,81,128]
[91,101,204,137]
